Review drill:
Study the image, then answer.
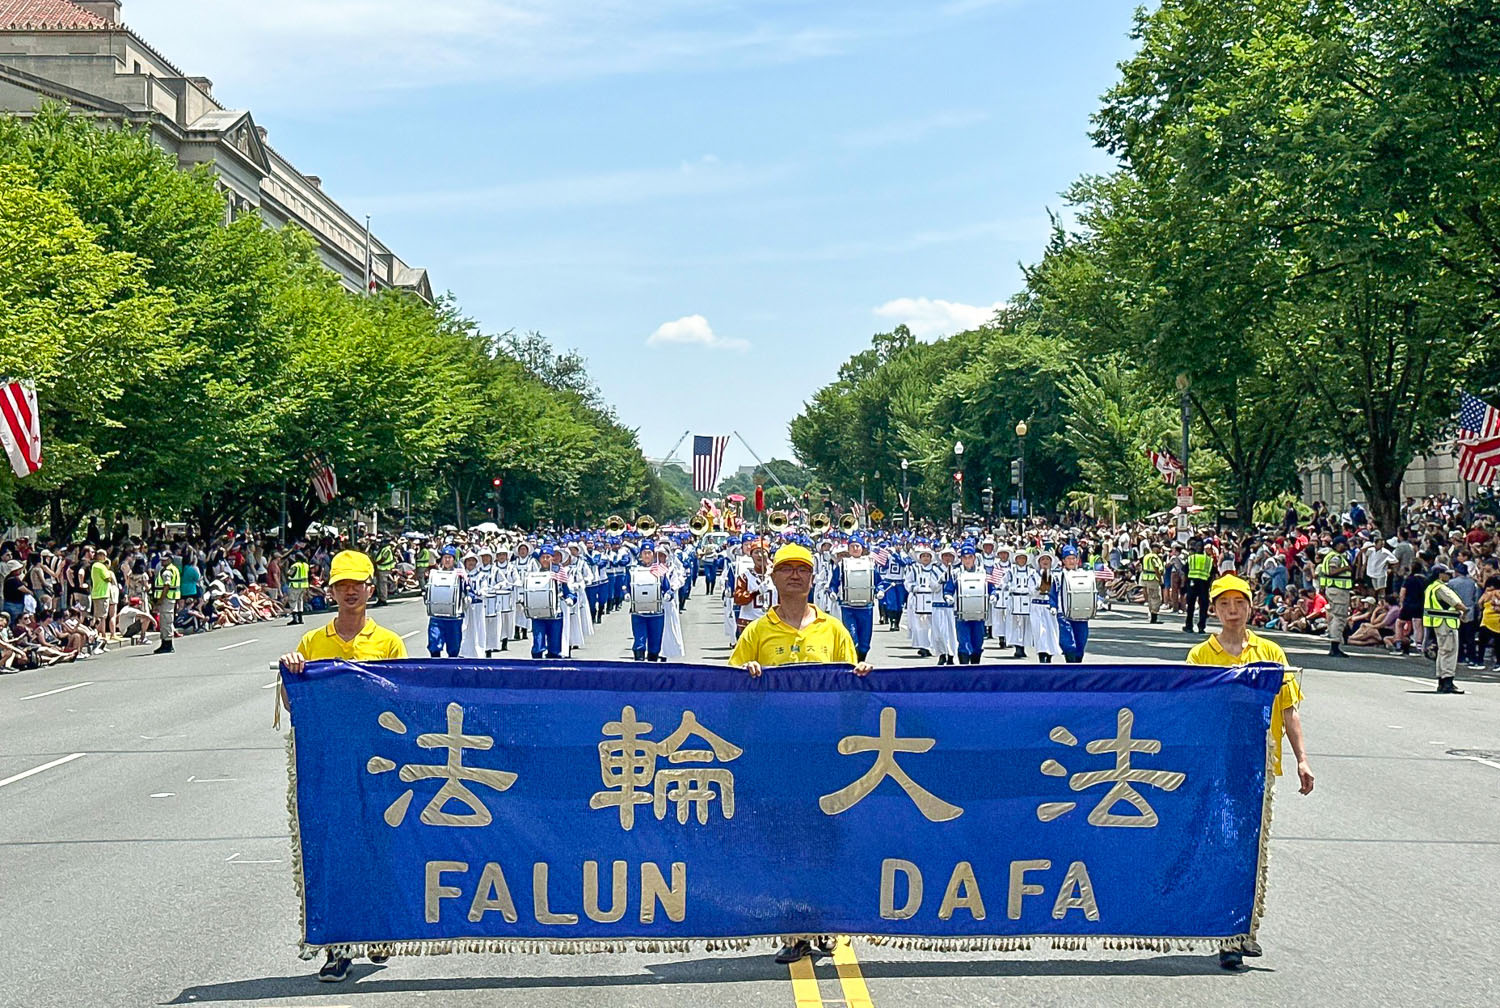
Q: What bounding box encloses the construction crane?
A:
[655,430,691,472]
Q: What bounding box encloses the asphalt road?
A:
[2,588,1496,1008]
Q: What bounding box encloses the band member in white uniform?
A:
[906,545,937,658]
[512,540,536,641]
[734,542,774,636]
[488,543,516,652]
[1026,552,1061,662]
[929,544,960,665]
[1006,551,1037,658]
[459,551,486,658]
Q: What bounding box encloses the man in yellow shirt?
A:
[1187,573,1313,971]
[276,548,405,983]
[729,542,872,964]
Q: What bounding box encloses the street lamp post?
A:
[1176,373,1191,487]
[953,440,965,525]
[1015,420,1028,517]
[900,458,909,526]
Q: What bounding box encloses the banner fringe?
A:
[297,932,1257,960]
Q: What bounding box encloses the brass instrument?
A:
[809,513,831,535]
[634,514,657,536]
[767,510,789,533]
[605,515,626,535]
[840,513,860,533]
[689,513,711,537]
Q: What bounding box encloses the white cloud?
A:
[838,109,990,150]
[646,314,749,351]
[872,297,1003,339]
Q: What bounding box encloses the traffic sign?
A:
[1108,493,1129,501]
[1176,485,1194,508]
[868,508,884,522]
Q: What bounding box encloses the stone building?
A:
[1298,444,1467,511]
[0,0,431,300]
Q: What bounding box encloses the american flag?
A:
[551,568,571,584]
[308,454,338,504]
[1094,568,1116,582]
[649,562,668,576]
[0,378,41,478]
[1146,449,1183,485]
[1457,391,1500,485]
[986,566,1006,586]
[871,547,891,566]
[692,435,729,493]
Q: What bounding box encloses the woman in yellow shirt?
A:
[1476,575,1500,670]
[1187,573,1314,972]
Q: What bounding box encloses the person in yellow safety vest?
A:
[1423,564,1466,694]
[152,554,181,654]
[1187,573,1313,971]
[372,538,396,606]
[415,541,436,592]
[1318,536,1354,657]
[1182,536,1214,635]
[1139,541,1165,624]
[285,552,311,626]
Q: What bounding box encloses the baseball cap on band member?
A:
[327,550,375,585]
[772,544,815,570]
[1209,574,1253,603]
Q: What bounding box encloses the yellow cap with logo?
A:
[1209,574,1253,602]
[328,549,375,584]
[772,544,815,570]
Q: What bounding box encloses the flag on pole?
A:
[551,569,571,585]
[1094,568,1116,582]
[1457,391,1500,486]
[986,566,1005,586]
[1146,449,1184,485]
[649,562,668,576]
[692,435,729,493]
[309,455,338,504]
[870,547,891,566]
[0,378,41,478]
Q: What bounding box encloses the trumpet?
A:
[689,513,711,536]
[634,514,657,536]
[767,510,789,533]
[809,513,831,535]
[840,513,860,533]
[605,515,626,535]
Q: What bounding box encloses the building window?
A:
[133,61,141,73]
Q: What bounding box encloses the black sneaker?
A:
[369,953,390,964]
[775,939,812,964]
[1218,950,1244,970]
[317,954,352,982]
[1241,939,1263,957]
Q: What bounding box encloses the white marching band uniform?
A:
[906,555,937,652]
[660,560,686,659]
[928,559,958,662]
[1025,558,1061,656]
[1006,558,1038,648]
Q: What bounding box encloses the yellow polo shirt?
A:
[1187,630,1303,775]
[729,606,858,667]
[297,617,408,662]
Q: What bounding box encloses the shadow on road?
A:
[164,951,1246,1003]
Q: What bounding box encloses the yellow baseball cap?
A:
[1209,574,1253,602]
[328,549,375,584]
[772,543,815,570]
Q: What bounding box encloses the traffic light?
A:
[491,477,502,488]
[1010,459,1022,484]
[981,485,994,512]
[953,471,963,483]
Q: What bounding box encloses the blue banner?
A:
[283,660,1281,955]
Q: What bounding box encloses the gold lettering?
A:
[1051,860,1100,921]
[1007,859,1051,920]
[639,862,686,923]
[583,860,629,923]
[424,860,467,923]
[937,861,986,921]
[879,859,923,920]
[532,862,578,925]
[467,862,518,923]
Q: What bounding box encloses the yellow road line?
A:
[788,953,825,1008]
[833,938,875,1008]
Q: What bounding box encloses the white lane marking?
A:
[1397,676,1433,687]
[18,681,94,701]
[217,638,259,651]
[149,792,174,798]
[188,775,238,784]
[261,681,279,689]
[1456,755,1500,771]
[0,752,86,789]
[1387,725,1403,729]
[225,851,282,865]
[401,630,421,639]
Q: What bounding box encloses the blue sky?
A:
[131,0,1142,476]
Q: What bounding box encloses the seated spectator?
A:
[16,612,76,665]
[175,596,209,634]
[118,596,154,645]
[0,611,33,671]
[61,606,105,656]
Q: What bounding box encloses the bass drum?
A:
[841,557,876,607]
[955,571,989,622]
[1060,569,1098,622]
[630,569,664,615]
[425,569,466,620]
[520,573,560,621]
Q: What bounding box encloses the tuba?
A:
[689,513,711,537]
[840,513,860,533]
[809,513,831,535]
[605,515,626,535]
[767,510,789,533]
[634,514,657,536]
